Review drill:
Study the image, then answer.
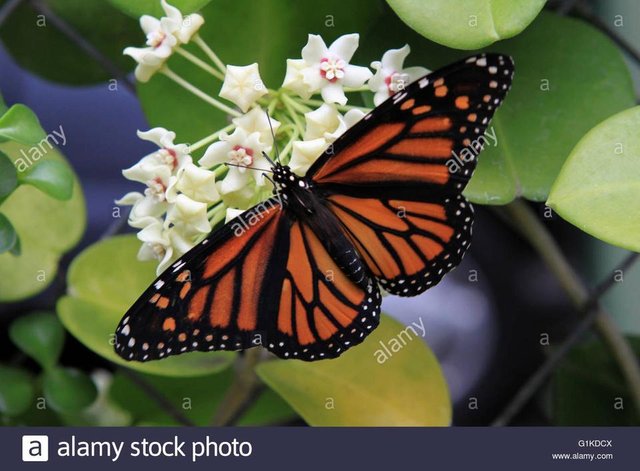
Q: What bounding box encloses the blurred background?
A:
[0,0,639,426]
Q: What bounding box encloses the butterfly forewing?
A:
[115,198,287,361]
[309,53,514,295]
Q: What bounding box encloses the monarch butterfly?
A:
[115,53,514,362]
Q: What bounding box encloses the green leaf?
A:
[361,12,636,205]
[553,337,640,425]
[57,235,236,377]
[0,141,85,301]
[386,0,545,50]
[137,0,383,145]
[110,368,297,426]
[9,312,65,369]
[0,213,18,255]
[256,315,451,426]
[470,13,636,204]
[0,0,140,85]
[0,366,35,417]
[18,160,74,201]
[547,106,640,252]
[108,0,213,18]
[42,367,98,413]
[0,150,18,199]
[0,104,47,146]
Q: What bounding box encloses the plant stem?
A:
[175,46,225,80]
[491,251,639,426]
[211,349,262,426]
[280,94,306,136]
[300,98,371,113]
[499,199,640,421]
[161,67,241,117]
[193,34,227,74]
[118,368,195,426]
[277,128,299,164]
[189,124,235,153]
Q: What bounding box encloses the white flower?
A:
[124,17,177,82]
[225,208,245,224]
[136,218,174,272]
[117,127,193,227]
[284,34,372,105]
[116,191,167,229]
[282,59,312,99]
[304,104,365,142]
[123,1,204,82]
[160,0,204,44]
[369,45,429,106]
[219,64,268,112]
[199,127,271,193]
[288,138,329,176]
[220,184,259,210]
[116,160,172,228]
[165,194,211,234]
[232,107,280,148]
[124,128,191,180]
[166,162,220,204]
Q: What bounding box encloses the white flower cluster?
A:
[124,0,204,82]
[120,4,430,274]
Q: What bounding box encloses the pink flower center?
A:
[320,57,346,83]
[160,148,178,169]
[146,177,167,201]
[151,243,167,259]
[147,31,166,48]
[386,72,410,94]
[229,145,254,169]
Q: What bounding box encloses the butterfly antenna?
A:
[225,162,274,173]
[262,172,277,187]
[262,150,275,167]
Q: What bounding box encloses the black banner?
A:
[6,427,637,470]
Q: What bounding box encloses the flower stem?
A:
[277,128,299,164]
[280,94,306,136]
[208,204,226,228]
[282,94,312,114]
[161,67,241,117]
[501,199,640,420]
[189,124,235,153]
[301,98,371,113]
[193,34,227,74]
[210,349,263,426]
[175,46,225,80]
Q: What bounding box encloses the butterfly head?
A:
[272,163,310,191]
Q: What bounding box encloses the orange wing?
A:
[306,54,513,295]
[308,53,514,193]
[268,220,380,360]
[115,198,286,361]
[325,193,472,296]
[114,198,381,362]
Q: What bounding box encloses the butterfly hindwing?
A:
[308,53,513,295]
[268,216,381,360]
